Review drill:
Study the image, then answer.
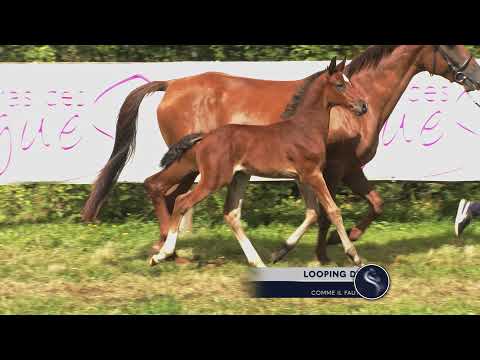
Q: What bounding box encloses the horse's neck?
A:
[352,46,423,133]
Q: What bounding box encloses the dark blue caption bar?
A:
[252,281,362,298]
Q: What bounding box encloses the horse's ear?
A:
[328,56,337,75]
[336,56,347,72]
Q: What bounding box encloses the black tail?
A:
[82,80,168,222]
[160,133,204,170]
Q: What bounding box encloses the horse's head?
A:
[324,56,368,116]
[421,45,480,92]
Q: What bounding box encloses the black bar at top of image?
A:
[2,3,480,44]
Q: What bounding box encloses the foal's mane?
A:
[281,69,326,119]
[281,45,400,119]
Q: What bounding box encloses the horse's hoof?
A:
[271,246,289,264]
[327,232,341,245]
[318,256,331,265]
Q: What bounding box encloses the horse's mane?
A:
[345,45,400,77]
[281,69,326,119]
[281,45,400,119]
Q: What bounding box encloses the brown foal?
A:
[149,58,367,267]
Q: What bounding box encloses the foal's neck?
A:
[291,76,331,128]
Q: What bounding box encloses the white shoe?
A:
[455,199,472,237]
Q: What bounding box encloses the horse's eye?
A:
[336,83,345,90]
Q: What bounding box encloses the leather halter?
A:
[431,45,475,87]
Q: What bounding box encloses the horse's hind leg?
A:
[327,168,383,245]
[271,182,318,263]
[224,172,266,268]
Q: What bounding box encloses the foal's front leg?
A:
[304,170,363,266]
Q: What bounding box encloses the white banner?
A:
[1,61,480,185]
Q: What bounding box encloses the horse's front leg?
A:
[223,172,266,268]
[327,168,383,245]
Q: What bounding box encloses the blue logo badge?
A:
[354,264,390,300]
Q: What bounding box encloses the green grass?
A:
[0,220,479,314]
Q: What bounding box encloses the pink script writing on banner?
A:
[0,74,150,177]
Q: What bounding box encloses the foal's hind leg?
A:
[271,183,319,263]
[150,179,213,266]
[304,170,362,266]
[144,160,196,261]
[224,172,266,268]
[149,171,198,254]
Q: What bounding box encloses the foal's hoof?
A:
[149,252,170,267]
[149,257,158,267]
[345,248,363,267]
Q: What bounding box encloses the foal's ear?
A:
[328,56,337,75]
[336,56,347,72]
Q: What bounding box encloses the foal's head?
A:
[324,57,368,116]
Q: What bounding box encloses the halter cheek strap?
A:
[431,45,480,107]
[431,45,474,85]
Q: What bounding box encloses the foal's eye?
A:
[336,83,346,90]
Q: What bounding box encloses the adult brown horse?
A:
[82,45,480,264]
[149,58,367,267]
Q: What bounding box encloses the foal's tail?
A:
[82,81,168,222]
[159,133,204,170]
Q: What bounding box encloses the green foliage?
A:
[1,181,478,226]
[2,45,479,62]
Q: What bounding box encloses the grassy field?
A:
[0,219,479,314]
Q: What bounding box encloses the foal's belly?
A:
[236,163,298,180]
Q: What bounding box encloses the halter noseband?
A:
[431,45,475,86]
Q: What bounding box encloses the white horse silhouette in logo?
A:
[364,268,386,296]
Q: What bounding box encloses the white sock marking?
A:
[153,231,178,262]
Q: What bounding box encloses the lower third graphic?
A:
[250,265,390,299]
